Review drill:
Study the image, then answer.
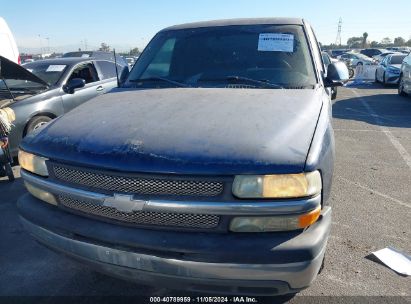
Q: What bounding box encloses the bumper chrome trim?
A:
[21,170,321,215]
[20,216,326,289]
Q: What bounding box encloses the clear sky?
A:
[2,0,410,53]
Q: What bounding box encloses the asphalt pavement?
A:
[0,83,410,303]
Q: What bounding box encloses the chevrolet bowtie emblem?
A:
[103,194,147,213]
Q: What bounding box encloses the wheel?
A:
[25,116,52,135]
[0,165,5,177]
[331,87,337,100]
[398,75,407,96]
[357,62,363,67]
[349,67,354,79]
[375,70,379,83]
[5,163,14,182]
[383,73,387,87]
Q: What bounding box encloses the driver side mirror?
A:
[63,78,86,94]
[324,61,349,87]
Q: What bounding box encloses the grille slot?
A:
[58,195,220,229]
[53,166,224,197]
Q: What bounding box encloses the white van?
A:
[0,17,20,64]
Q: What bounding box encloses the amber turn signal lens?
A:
[298,206,321,228]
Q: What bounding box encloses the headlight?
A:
[232,171,321,199]
[230,206,321,232]
[18,150,49,176]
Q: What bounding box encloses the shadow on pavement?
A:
[344,81,399,90]
[333,93,411,129]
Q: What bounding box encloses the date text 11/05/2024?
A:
[149,297,258,303]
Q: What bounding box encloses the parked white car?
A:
[372,52,398,63]
[375,53,407,85]
[399,52,411,96]
[0,17,19,64]
[338,52,373,67]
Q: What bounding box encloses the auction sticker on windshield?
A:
[258,33,294,52]
[46,65,66,72]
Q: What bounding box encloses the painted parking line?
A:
[337,176,411,209]
[351,89,411,170]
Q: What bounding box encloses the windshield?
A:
[22,62,67,85]
[126,25,317,89]
[390,55,406,65]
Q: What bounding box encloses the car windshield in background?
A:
[390,55,406,65]
[127,25,317,89]
[62,51,93,58]
[22,62,67,85]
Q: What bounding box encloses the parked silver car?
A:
[398,52,411,96]
[375,53,406,85]
[0,56,129,156]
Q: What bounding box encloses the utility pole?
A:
[335,18,342,46]
[38,34,43,56]
[45,37,50,53]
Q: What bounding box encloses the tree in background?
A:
[99,43,111,52]
[394,37,406,46]
[380,37,392,46]
[347,36,363,48]
[362,32,368,48]
[129,47,140,56]
[370,41,379,48]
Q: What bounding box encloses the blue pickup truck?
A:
[17,18,348,295]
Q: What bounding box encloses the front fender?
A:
[304,93,335,206]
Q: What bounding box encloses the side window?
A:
[96,61,117,79]
[142,38,176,78]
[68,62,99,84]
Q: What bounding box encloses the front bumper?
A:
[18,194,331,295]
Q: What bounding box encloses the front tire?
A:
[398,76,407,96]
[25,116,52,135]
[375,70,379,83]
[349,67,354,79]
[383,73,387,87]
[5,163,14,182]
[331,88,337,100]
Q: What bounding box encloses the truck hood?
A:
[0,55,48,87]
[22,88,323,175]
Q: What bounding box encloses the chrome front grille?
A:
[59,195,220,229]
[52,166,224,197]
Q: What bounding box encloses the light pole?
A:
[45,37,50,53]
[38,34,43,56]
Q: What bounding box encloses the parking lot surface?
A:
[1,84,410,302]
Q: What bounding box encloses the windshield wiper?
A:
[197,76,284,89]
[226,76,284,89]
[129,77,188,88]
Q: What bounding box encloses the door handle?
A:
[96,86,104,92]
